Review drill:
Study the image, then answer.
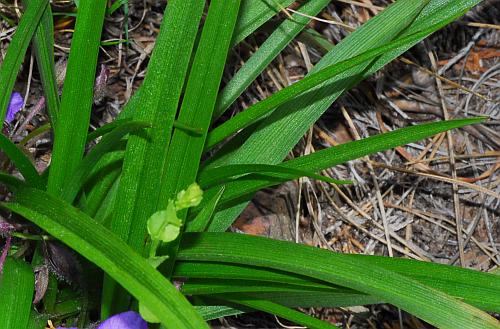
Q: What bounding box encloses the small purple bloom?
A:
[97,311,148,329]
[56,311,147,329]
[5,92,23,124]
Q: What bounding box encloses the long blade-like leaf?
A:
[23,0,59,127]
[217,296,337,329]
[232,0,295,46]
[146,1,242,281]
[83,153,122,218]
[0,134,43,188]
[195,305,244,321]
[209,0,429,164]
[0,0,48,122]
[84,0,321,207]
[0,172,26,190]
[174,257,500,312]
[103,0,205,312]
[207,21,452,149]
[212,291,380,309]
[182,278,336,295]
[151,2,242,294]
[1,188,210,329]
[198,163,350,188]
[86,119,133,142]
[47,0,107,196]
[160,0,241,214]
[61,120,150,203]
[202,117,485,229]
[215,0,331,118]
[0,258,34,329]
[178,233,500,329]
[206,0,481,232]
[175,261,330,287]
[186,186,225,233]
[109,0,205,249]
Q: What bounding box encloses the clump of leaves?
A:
[0,1,498,329]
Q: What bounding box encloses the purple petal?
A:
[5,92,23,124]
[97,311,148,329]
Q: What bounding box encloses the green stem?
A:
[11,232,48,241]
[149,239,160,259]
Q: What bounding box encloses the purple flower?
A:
[5,92,23,124]
[97,311,148,329]
[56,311,147,329]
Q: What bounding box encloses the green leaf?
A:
[0,0,48,122]
[0,172,27,190]
[147,256,169,269]
[220,291,379,309]
[47,0,107,196]
[19,123,51,146]
[0,258,35,329]
[23,0,59,127]
[207,22,450,149]
[174,261,330,288]
[0,134,43,188]
[204,117,486,230]
[174,258,500,312]
[194,305,244,321]
[232,0,296,46]
[216,296,337,329]
[27,310,49,329]
[116,0,297,120]
[1,188,210,329]
[102,0,206,308]
[187,280,380,308]
[178,233,500,329]
[210,0,429,160]
[186,186,225,232]
[109,0,205,253]
[61,120,150,204]
[158,0,240,227]
[107,0,127,15]
[346,254,500,313]
[86,119,134,143]
[215,0,331,118]
[198,163,351,188]
[91,168,121,224]
[181,278,335,295]
[81,150,123,217]
[206,0,480,232]
[87,0,244,220]
[134,0,240,284]
[139,302,160,323]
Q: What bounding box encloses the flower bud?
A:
[175,183,203,210]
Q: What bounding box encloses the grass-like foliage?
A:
[0,0,498,328]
